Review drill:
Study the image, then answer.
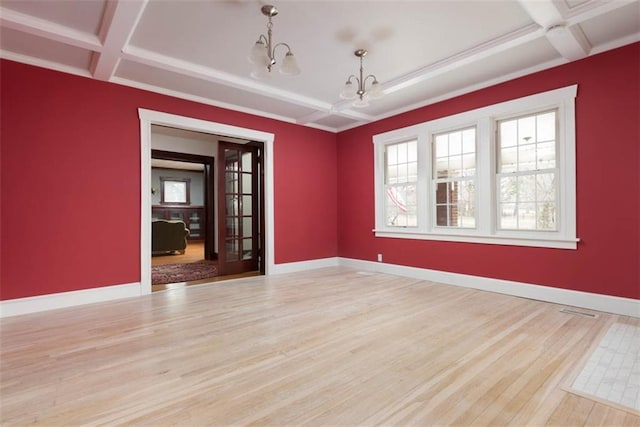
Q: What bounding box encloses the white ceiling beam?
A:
[0,6,101,52]
[518,0,590,60]
[90,0,148,81]
[121,46,333,113]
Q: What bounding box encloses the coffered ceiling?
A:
[1,0,638,132]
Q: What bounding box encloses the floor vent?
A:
[356,271,376,276]
[560,308,598,318]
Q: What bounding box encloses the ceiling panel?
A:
[312,115,363,130]
[0,27,93,71]
[579,3,640,47]
[1,0,106,35]
[364,37,562,118]
[115,59,319,121]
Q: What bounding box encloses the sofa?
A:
[152,220,190,255]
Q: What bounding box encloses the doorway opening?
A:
[139,109,275,295]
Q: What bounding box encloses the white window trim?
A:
[373,85,579,250]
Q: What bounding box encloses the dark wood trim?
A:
[152,149,215,260]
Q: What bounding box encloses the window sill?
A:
[373,229,579,250]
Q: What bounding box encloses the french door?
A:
[217,141,263,276]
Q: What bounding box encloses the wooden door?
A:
[217,141,262,275]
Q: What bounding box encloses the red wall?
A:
[336,43,640,300]
[0,60,337,300]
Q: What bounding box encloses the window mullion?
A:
[476,117,493,235]
[417,132,430,233]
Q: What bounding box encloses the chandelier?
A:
[339,49,384,107]
[249,5,300,78]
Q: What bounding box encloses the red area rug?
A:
[152,261,218,285]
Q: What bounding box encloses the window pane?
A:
[499,110,556,173]
[385,141,418,227]
[225,239,239,261]
[537,111,556,142]
[448,156,462,177]
[433,128,476,228]
[226,217,238,236]
[518,202,536,229]
[536,173,556,202]
[518,116,536,143]
[518,175,536,202]
[500,203,517,229]
[241,152,252,172]
[386,164,398,184]
[242,217,252,238]
[500,120,518,147]
[408,140,417,162]
[242,173,252,194]
[500,147,517,173]
[242,238,253,260]
[387,144,397,164]
[449,132,462,156]
[164,181,186,203]
[397,143,408,163]
[436,159,448,178]
[435,135,448,157]
[385,184,417,227]
[458,180,476,228]
[537,202,556,230]
[462,128,475,153]
[242,195,253,215]
[499,176,518,203]
[397,163,409,183]
[537,141,556,169]
[462,153,475,177]
[518,144,536,171]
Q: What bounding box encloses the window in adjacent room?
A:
[160,177,191,205]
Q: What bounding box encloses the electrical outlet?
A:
[377,253,383,262]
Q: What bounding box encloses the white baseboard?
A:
[2,258,637,319]
[339,257,640,318]
[0,282,141,318]
[269,257,340,275]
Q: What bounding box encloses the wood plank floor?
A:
[1,267,638,426]
[152,241,205,265]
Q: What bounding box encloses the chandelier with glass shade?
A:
[339,49,384,107]
[249,5,300,78]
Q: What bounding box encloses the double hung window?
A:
[373,85,577,249]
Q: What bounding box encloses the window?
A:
[373,85,578,249]
[385,140,418,227]
[433,127,476,228]
[497,110,557,231]
[160,177,191,205]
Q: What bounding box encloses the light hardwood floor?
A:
[1,268,638,426]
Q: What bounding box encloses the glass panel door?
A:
[218,141,260,275]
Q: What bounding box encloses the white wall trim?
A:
[269,257,340,275]
[0,283,141,318]
[138,108,276,292]
[339,258,639,318]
